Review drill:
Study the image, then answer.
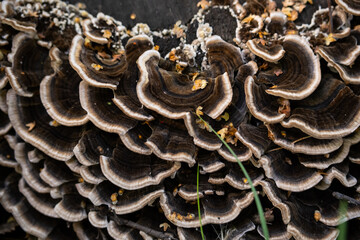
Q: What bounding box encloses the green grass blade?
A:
[197,113,269,240]
[337,200,348,240]
[197,163,206,240]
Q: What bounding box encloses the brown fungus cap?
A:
[258,35,321,100]
[336,0,360,16]
[99,142,180,190]
[40,47,88,126]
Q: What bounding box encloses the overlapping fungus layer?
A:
[1,0,360,239]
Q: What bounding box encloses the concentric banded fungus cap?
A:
[266,12,288,35]
[286,197,339,240]
[54,194,87,222]
[137,49,233,120]
[39,159,76,187]
[0,1,36,34]
[259,150,323,192]
[14,143,51,194]
[119,122,152,155]
[281,77,360,139]
[246,39,285,62]
[80,165,106,184]
[317,33,360,66]
[0,137,17,168]
[208,163,263,190]
[73,129,117,166]
[336,0,360,15]
[258,35,321,100]
[0,111,11,136]
[160,191,254,228]
[7,90,84,161]
[100,142,180,190]
[316,162,357,190]
[267,124,343,155]
[79,81,137,135]
[18,178,60,218]
[10,200,58,239]
[88,181,164,214]
[236,123,272,159]
[145,119,197,165]
[317,31,360,84]
[259,180,291,224]
[40,47,88,126]
[6,33,52,97]
[205,35,244,78]
[69,34,153,89]
[88,209,108,228]
[82,13,124,45]
[244,76,286,124]
[113,35,156,121]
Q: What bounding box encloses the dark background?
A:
[66,0,199,30]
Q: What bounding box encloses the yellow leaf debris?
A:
[130,13,136,20]
[197,0,210,9]
[102,29,112,39]
[26,121,36,132]
[325,33,336,46]
[159,223,171,231]
[242,14,255,24]
[192,79,208,91]
[196,106,204,116]
[91,63,103,71]
[153,45,160,51]
[314,210,321,221]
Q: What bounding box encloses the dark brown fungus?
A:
[336,0,360,15]
[7,90,84,161]
[100,143,180,190]
[80,165,106,185]
[54,194,87,222]
[14,143,51,193]
[259,180,291,224]
[40,47,88,126]
[208,163,263,190]
[73,129,117,166]
[39,159,76,187]
[244,76,286,124]
[119,122,153,155]
[6,33,52,97]
[88,181,164,215]
[246,39,285,62]
[79,81,137,135]
[145,119,197,165]
[259,150,323,192]
[206,35,244,79]
[73,220,105,240]
[88,209,108,228]
[0,137,17,168]
[317,31,360,84]
[0,2,37,34]
[160,191,254,228]
[18,178,60,218]
[197,150,225,174]
[281,77,360,139]
[137,49,233,120]
[316,161,357,190]
[286,197,339,240]
[257,35,321,100]
[70,34,153,90]
[236,123,272,159]
[112,35,155,121]
[266,124,343,155]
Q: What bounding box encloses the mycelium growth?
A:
[0,0,360,239]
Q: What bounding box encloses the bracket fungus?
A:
[0,0,360,239]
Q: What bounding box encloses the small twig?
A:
[292,135,311,144]
[332,192,360,205]
[109,213,177,240]
[328,0,333,34]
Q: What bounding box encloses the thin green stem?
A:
[338,200,348,240]
[197,113,269,240]
[197,163,205,240]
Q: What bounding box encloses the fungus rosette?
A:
[0,0,360,239]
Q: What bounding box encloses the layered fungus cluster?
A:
[1,0,360,239]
